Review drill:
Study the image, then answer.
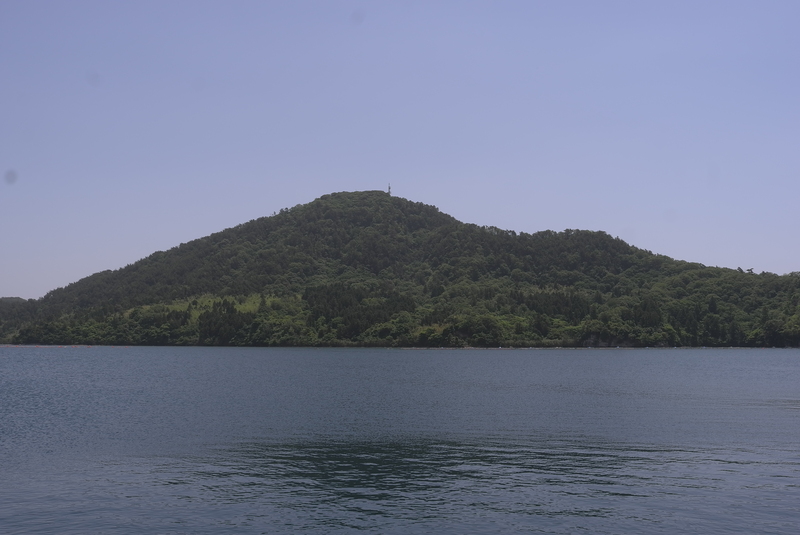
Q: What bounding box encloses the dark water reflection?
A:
[88,435,793,535]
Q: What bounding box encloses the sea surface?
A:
[1,346,799,534]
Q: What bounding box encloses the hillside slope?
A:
[3,191,799,347]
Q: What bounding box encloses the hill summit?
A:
[3,190,799,347]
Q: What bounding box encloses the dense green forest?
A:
[2,191,799,347]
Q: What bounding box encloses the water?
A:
[1,346,799,534]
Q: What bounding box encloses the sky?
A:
[1,0,799,299]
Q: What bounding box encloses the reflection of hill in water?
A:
[206,437,652,495]
[137,436,794,534]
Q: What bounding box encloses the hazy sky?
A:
[2,1,799,299]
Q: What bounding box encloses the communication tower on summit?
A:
[388,183,391,196]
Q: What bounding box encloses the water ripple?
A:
[71,436,795,534]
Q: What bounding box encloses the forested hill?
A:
[3,190,799,347]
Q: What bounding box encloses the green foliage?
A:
[3,191,800,347]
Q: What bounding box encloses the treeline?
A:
[10,273,800,348]
[4,191,800,347]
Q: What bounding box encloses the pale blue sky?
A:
[2,1,799,299]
